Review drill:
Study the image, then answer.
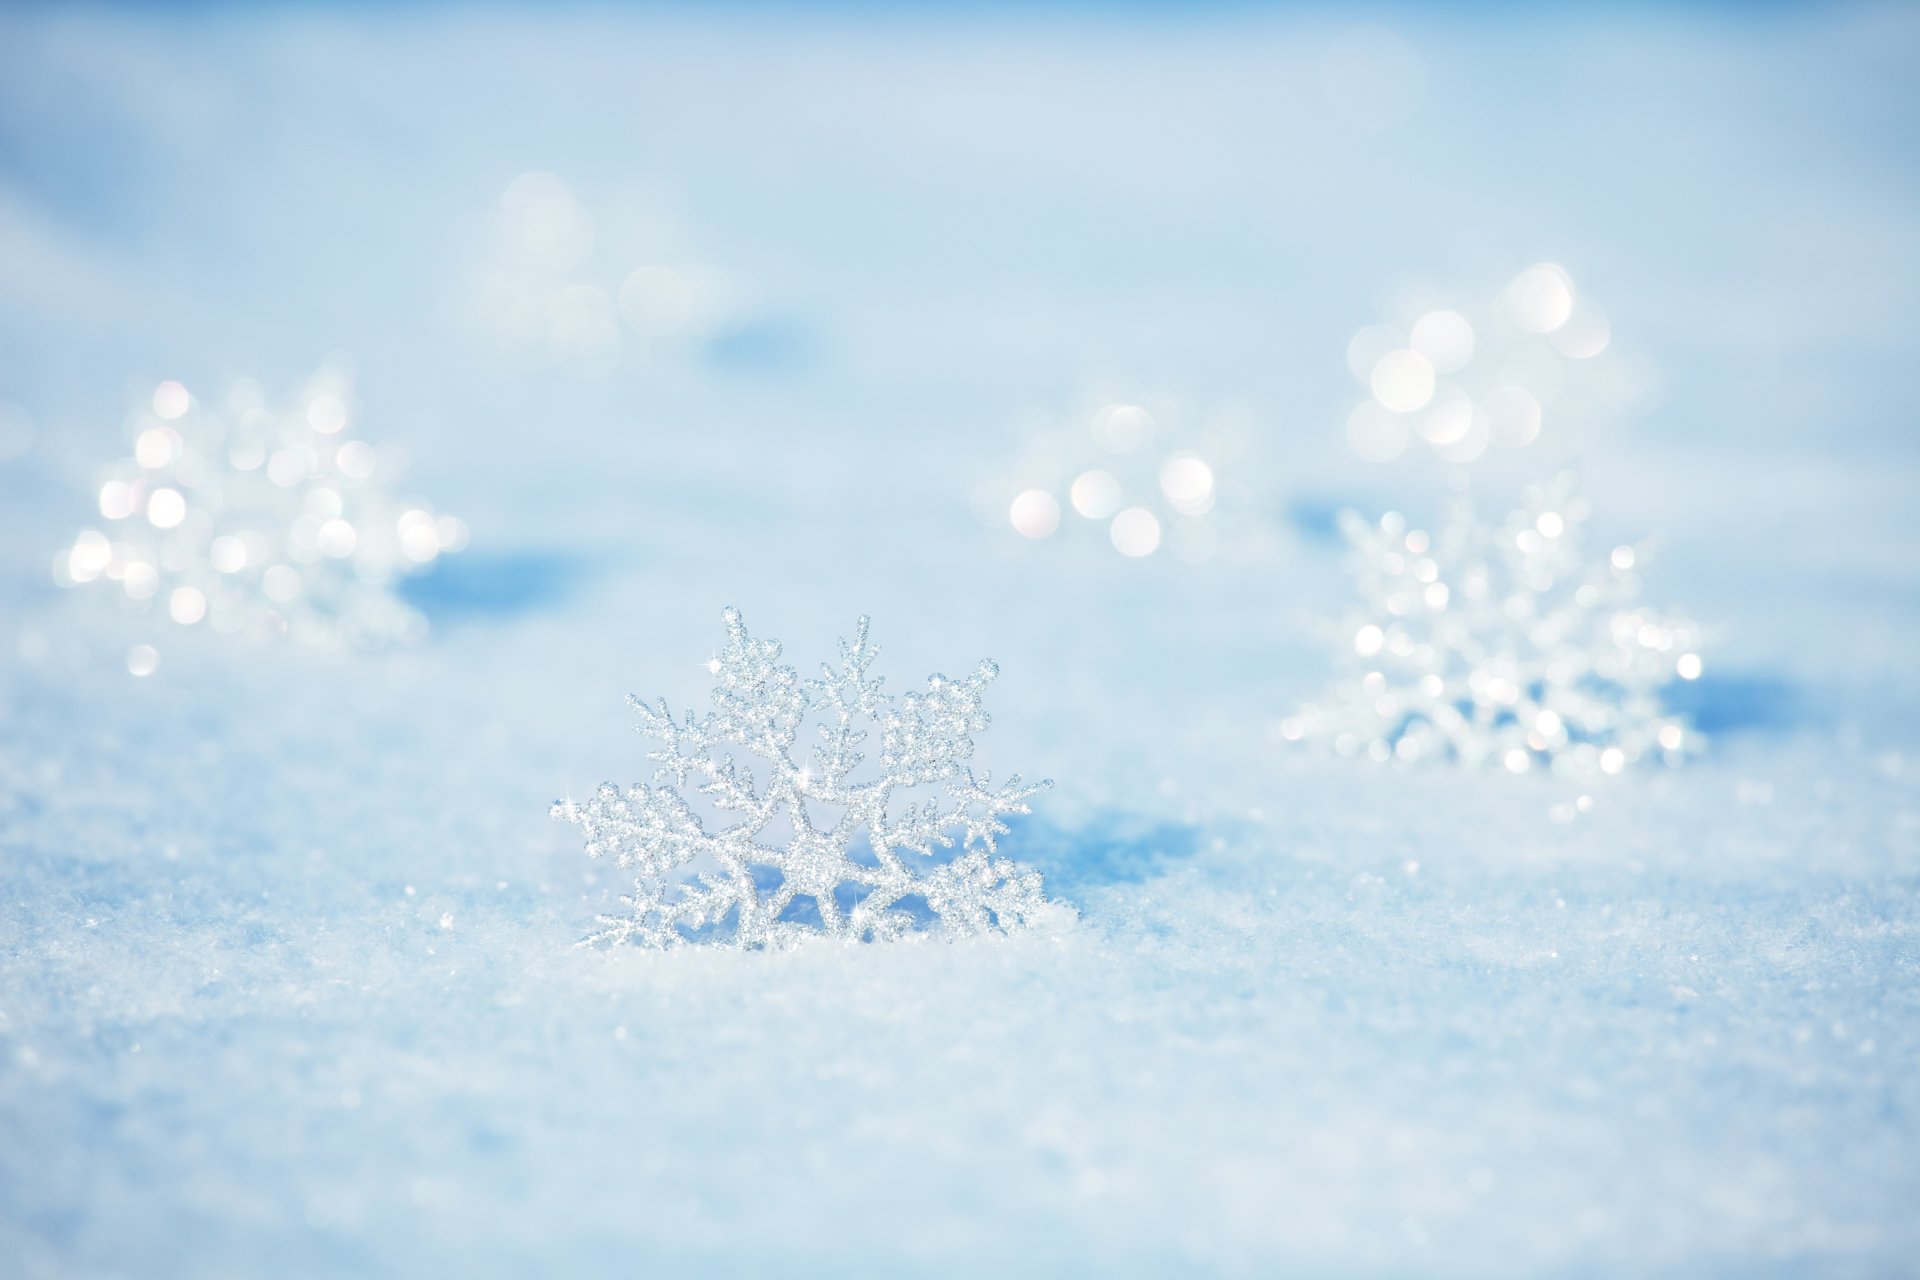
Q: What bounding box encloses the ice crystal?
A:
[1281,473,1705,774]
[553,608,1055,949]
[54,367,466,651]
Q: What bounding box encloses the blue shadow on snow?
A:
[701,315,818,377]
[1012,814,1204,901]
[1663,672,1806,737]
[398,550,590,624]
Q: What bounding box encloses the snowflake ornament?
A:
[466,171,744,377]
[1344,263,1635,465]
[54,367,466,651]
[991,394,1272,564]
[554,608,1056,949]
[1280,473,1704,775]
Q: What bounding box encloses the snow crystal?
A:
[466,171,743,376]
[52,367,466,651]
[991,393,1278,564]
[1342,263,1624,464]
[553,607,1054,947]
[1283,473,1704,774]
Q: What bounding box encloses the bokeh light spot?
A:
[268,450,309,487]
[1109,507,1161,557]
[1552,302,1612,359]
[1346,324,1404,381]
[168,586,207,625]
[307,394,347,434]
[152,381,190,420]
[318,519,358,558]
[1506,264,1576,333]
[1410,310,1474,373]
[1158,455,1214,514]
[1431,409,1489,462]
[1070,470,1123,520]
[1484,386,1542,449]
[1009,489,1061,539]
[399,510,442,563]
[123,561,158,600]
[336,441,375,479]
[1091,404,1153,453]
[1418,386,1475,445]
[136,427,181,469]
[69,530,111,582]
[262,565,302,603]
[1370,349,1436,413]
[210,535,248,573]
[147,488,186,529]
[99,480,135,520]
[436,516,470,552]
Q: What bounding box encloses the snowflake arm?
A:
[919,851,1050,939]
[706,605,809,766]
[808,614,886,797]
[549,782,707,876]
[949,769,1050,853]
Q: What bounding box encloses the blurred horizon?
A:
[7,2,1918,698]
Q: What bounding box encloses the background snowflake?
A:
[985,392,1276,563]
[1280,473,1704,774]
[553,607,1055,948]
[53,365,466,655]
[464,171,747,377]
[1342,263,1656,466]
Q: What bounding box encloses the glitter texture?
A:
[1282,473,1703,773]
[53,368,465,650]
[553,608,1055,948]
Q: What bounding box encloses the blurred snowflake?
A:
[54,365,466,656]
[1343,263,1650,465]
[465,171,746,377]
[554,607,1056,949]
[1280,473,1704,774]
[986,393,1274,563]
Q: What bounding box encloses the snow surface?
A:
[2,5,1918,1277]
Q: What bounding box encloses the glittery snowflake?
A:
[1280,474,1704,775]
[554,608,1055,949]
[990,394,1274,563]
[1342,263,1649,465]
[466,171,744,377]
[54,367,466,652]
